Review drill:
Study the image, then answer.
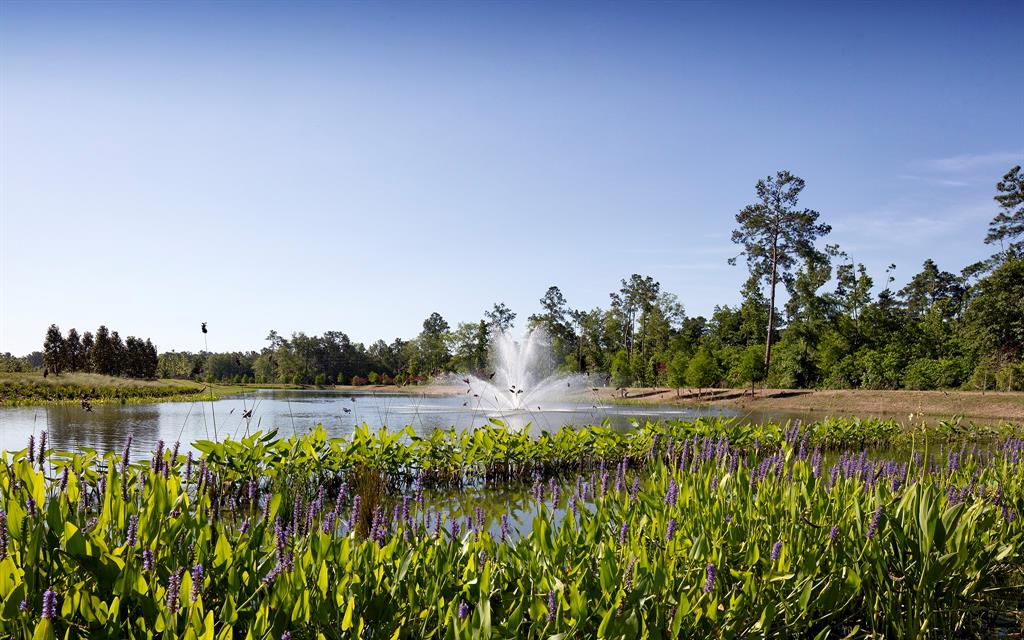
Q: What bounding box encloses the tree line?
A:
[11,165,1023,393]
[39,325,158,379]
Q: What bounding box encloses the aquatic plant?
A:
[0,420,1020,638]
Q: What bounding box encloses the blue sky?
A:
[1,1,1021,355]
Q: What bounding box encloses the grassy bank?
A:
[0,372,260,406]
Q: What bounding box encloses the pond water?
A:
[0,389,807,459]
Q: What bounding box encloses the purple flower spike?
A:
[41,589,56,620]
[666,518,676,541]
[458,601,470,620]
[143,549,154,572]
[771,540,782,563]
[166,570,182,615]
[547,591,557,623]
[191,563,203,602]
[127,515,139,548]
[703,563,716,594]
[829,525,839,542]
[866,506,883,539]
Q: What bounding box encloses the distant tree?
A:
[92,325,115,375]
[315,373,327,386]
[730,171,831,372]
[898,259,965,319]
[64,328,83,371]
[367,371,380,384]
[963,258,1024,361]
[110,331,127,376]
[736,345,767,398]
[610,275,661,361]
[485,303,516,332]
[686,347,720,398]
[414,312,451,375]
[666,351,689,397]
[42,324,65,374]
[984,165,1024,264]
[80,331,95,372]
[609,350,632,389]
[143,339,158,378]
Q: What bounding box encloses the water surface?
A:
[0,389,793,459]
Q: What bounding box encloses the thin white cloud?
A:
[919,151,1022,173]
[897,174,971,187]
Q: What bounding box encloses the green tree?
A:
[609,350,632,389]
[92,325,115,375]
[730,171,831,371]
[984,164,1024,264]
[42,324,65,374]
[484,303,516,332]
[686,347,720,398]
[110,331,127,376]
[80,331,95,372]
[666,351,689,397]
[413,312,451,376]
[736,345,767,397]
[963,258,1024,361]
[64,328,83,371]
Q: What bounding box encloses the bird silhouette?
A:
[350,397,356,403]
[462,401,468,406]
[242,409,254,420]
[488,372,495,379]
[201,322,208,334]
[342,407,352,413]
[462,377,470,384]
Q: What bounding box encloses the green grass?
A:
[0,371,258,406]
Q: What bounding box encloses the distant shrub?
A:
[336,372,347,385]
[903,358,966,390]
[291,374,302,386]
[995,361,1024,392]
[368,371,380,384]
[314,373,327,386]
[351,375,368,386]
[380,373,393,385]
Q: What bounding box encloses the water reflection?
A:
[0,389,756,459]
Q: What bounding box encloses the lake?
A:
[0,389,801,459]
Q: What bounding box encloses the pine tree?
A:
[92,326,115,375]
[42,325,65,374]
[65,328,82,371]
[80,331,95,373]
[731,171,831,371]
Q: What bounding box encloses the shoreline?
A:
[4,372,1022,422]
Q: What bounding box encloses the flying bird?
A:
[342,407,352,413]
[462,377,470,384]
[242,409,254,420]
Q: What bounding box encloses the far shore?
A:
[329,383,1024,423]
[4,371,1022,422]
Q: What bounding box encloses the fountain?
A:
[446,328,599,418]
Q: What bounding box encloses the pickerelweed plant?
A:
[0,418,1020,638]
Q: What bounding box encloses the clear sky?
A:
[1,1,1021,355]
